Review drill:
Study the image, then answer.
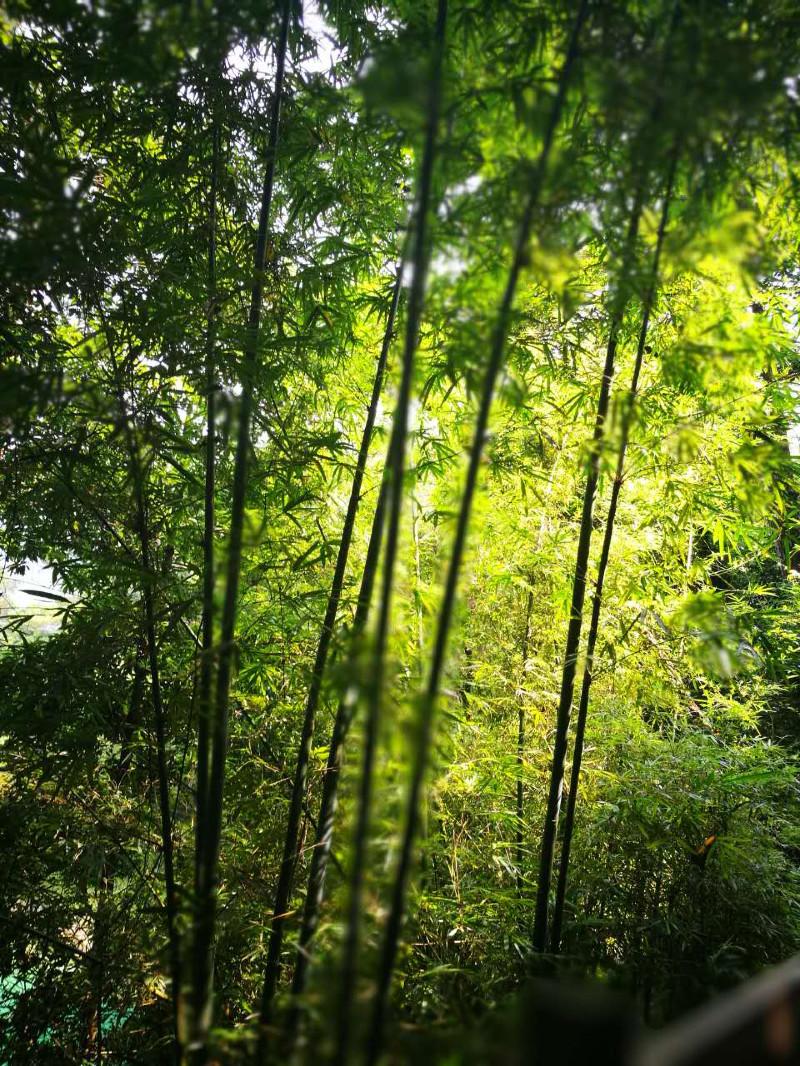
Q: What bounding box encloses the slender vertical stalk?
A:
[117,638,145,782]
[196,114,220,850]
[286,244,432,1033]
[115,372,182,1061]
[337,4,450,1061]
[190,3,290,1059]
[411,495,425,658]
[365,7,589,1063]
[256,252,405,1050]
[412,491,434,890]
[516,461,557,895]
[194,94,219,915]
[190,89,220,1052]
[516,586,533,897]
[95,956,102,1066]
[531,203,644,957]
[94,859,108,1066]
[286,429,400,1049]
[549,158,677,955]
[532,9,682,953]
[137,508,182,1056]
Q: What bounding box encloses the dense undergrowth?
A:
[2,0,800,1062]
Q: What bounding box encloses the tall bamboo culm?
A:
[364,5,590,1062]
[256,249,406,1060]
[189,3,291,1060]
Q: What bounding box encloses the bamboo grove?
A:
[2,0,800,1062]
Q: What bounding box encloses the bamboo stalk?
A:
[548,155,678,955]
[195,103,219,874]
[190,3,291,1059]
[364,6,589,1062]
[285,446,396,1046]
[336,4,450,1062]
[531,199,644,957]
[515,461,556,897]
[190,80,220,1052]
[532,7,682,956]
[115,371,182,1061]
[256,249,406,1054]
[516,586,534,897]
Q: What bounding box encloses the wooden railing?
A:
[407,958,800,1064]
[633,955,800,1066]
